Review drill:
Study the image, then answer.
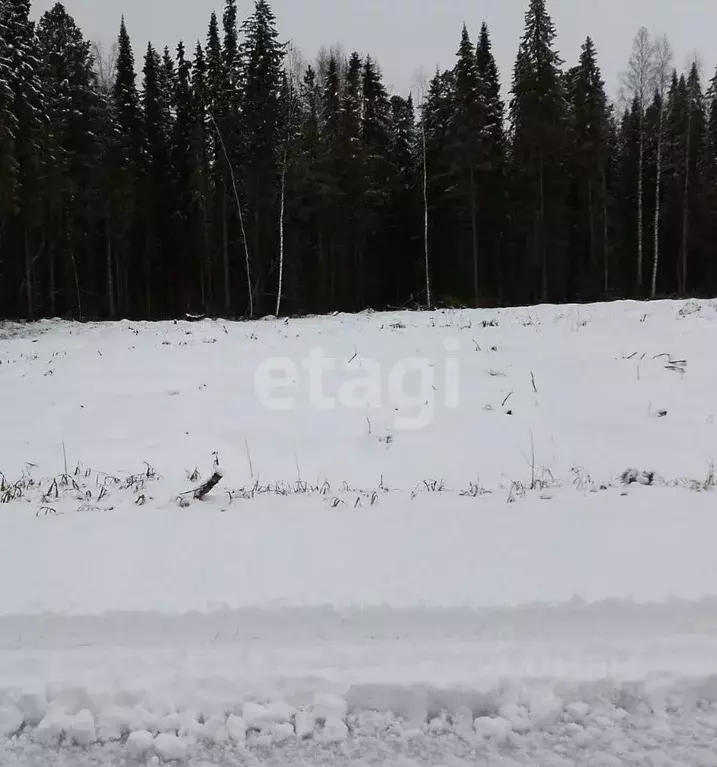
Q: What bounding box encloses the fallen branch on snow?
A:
[193,470,224,500]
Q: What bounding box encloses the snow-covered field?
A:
[1,299,717,765]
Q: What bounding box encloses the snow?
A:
[154,732,188,760]
[0,707,23,739]
[65,709,96,746]
[0,299,717,764]
[125,729,154,756]
[225,714,246,743]
[474,715,513,741]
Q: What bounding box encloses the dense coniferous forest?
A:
[0,0,715,320]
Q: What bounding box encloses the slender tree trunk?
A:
[422,123,431,310]
[222,191,230,311]
[252,208,261,311]
[105,218,115,319]
[651,105,665,299]
[144,240,151,319]
[200,196,208,311]
[637,116,644,295]
[680,101,693,295]
[539,153,547,302]
[470,166,479,306]
[602,169,609,295]
[276,153,287,317]
[588,180,595,295]
[69,244,82,320]
[211,114,253,319]
[48,229,55,318]
[24,228,34,320]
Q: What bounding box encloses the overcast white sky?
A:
[34,0,716,99]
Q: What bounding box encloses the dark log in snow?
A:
[193,470,223,500]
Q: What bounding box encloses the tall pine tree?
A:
[509,0,568,303]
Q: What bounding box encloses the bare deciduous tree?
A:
[92,40,118,95]
[210,114,253,319]
[650,34,673,298]
[285,40,306,85]
[276,64,301,317]
[622,27,655,294]
[316,44,347,87]
[680,58,701,294]
[413,68,432,310]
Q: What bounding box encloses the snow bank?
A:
[0,490,716,615]
[1,299,716,760]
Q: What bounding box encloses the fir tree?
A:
[360,55,391,306]
[36,2,101,318]
[420,68,456,303]
[141,42,172,316]
[476,22,507,301]
[239,0,285,316]
[706,68,717,292]
[108,16,143,317]
[168,41,196,314]
[1,0,45,318]
[191,41,213,309]
[385,94,419,303]
[317,55,342,308]
[451,24,484,303]
[0,6,17,229]
[509,0,568,303]
[566,36,611,299]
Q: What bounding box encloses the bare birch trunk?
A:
[69,245,82,320]
[650,106,664,299]
[470,166,479,305]
[539,152,547,302]
[637,122,644,293]
[588,180,595,291]
[602,169,609,294]
[104,221,113,319]
[24,229,33,320]
[422,122,431,309]
[211,114,253,319]
[623,27,657,296]
[680,99,693,294]
[650,35,673,299]
[276,152,287,317]
[222,192,230,310]
[48,231,55,317]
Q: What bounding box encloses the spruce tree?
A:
[1,0,45,318]
[451,24,484,304]
[476,22,507,301]
[616,99,643,295]
[293,64,323,311]
[509,0,568,303]
[566,37,611,299]
[240,0,285,316]
[664,64,706,295]
[420,68,456,303]
[318,55,342,308]
[37,2,101,318]
[204,11,231,311]
[191,42,213,309]
[338,52,363,309]
[361,56,391,307]
[385,94,419,304]
[0,7,18,256]
[222,0,240,96]
[706,69,717,293]
[141,42,172,316]
[109,16,143,316]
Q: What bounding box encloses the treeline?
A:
[0,0,716,320]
